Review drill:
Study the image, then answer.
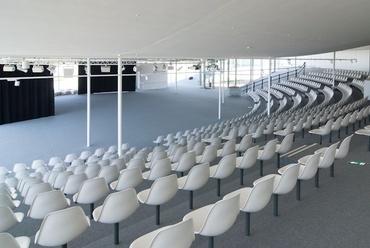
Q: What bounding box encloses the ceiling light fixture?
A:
[101,65,111,73]
[14,80,20,86]
[3,64,15,72]
[47,65,56,74]
[32,65,44,73]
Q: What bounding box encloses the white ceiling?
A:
[1,0,370,60]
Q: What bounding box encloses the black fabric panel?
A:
[0,65,55,125]
[78,65,136,94]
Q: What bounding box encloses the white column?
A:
[218,68,222,119]
[227,59,230,87]
[234,58,237,86]
[250,59,254,92]
[221,60,225,103]
[86,58,91,147]
[332,52,336,89]
[175,60,178,94]
[118,56,123,157]
[267,57,272,116]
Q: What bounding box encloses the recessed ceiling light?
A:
[246,46,251,49]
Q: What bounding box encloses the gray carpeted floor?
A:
[2,77,370,248]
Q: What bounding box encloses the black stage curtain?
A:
[78,65,136,94]
[0,65,55,125]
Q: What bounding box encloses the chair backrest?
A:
[126,157,146,171]
[13,163,28,173]
[252,124,264,138]
[171,146,187,163]
[192,141,206,156]
[196,194,240,236]
[84,164,101,179]
[143,174,178,205]
[111,167,143,191]
[198,145,217,164]
[64,153,77,164]
[276,133,294,154]
[48,157,62,167]
[237,134,252,153]
[149,219,195,248]
[0,232,30,248]
[273,163,300,194]
[145,158,172,181]
[341,113,351,127]
[331,116,343,131]
[149,151,168,168]
[298,153,320,180]
[34,206,90,247]
[73,177,109,204]
[0,205,24,232]
[335,134,353,159]
[20,178,43,197]
[93,188,139,224]
[98,165,119,184]
[321,119,334,134]
[31,159,46,170]
[293,118,304,132]
[62,173,88,195]
[111,157,126,172]
[28,190,70,219]
[259,139,277,160]
[53,171,73,189]
[79,150,92,161]
[242,174,275,212]
[219,139,236,157]
[94,147,106,158]
[0,193,19,209]
[210,137,222,149]
[24,182,53,205]
[174,151,196,173]
[211,153,236,179]
[319,142,339,168]
[178,162,210,191]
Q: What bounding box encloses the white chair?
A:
[275,133,294,168]
[183,194,240,248]
[196,145,217,164]
[0,205,24,232]
[273,122,293,138]
[178,162,210,209]
[137,174,178,225]
[315,134,353,177]
[251,124,265,143]
[330,116,343,142]
[52,171,73,189]
[217,139,236,157]
[272,163,300,216]
[47,157,62,167]
[299,142,339,188]
[309,119,334,145]
[223,174,275,236]
[210,153,236,196]
[126,157,146,171]
[153,135,164,146]
[0,232,30,248]
[171,151,196,177]
[34,206,90,248]
[257,139,277,176]
[236,145,259,185]
[63,153,77,165]
[73,177,109,219]
[23,182,53,205]
[12,163,29,173]
[31,159,46,170]
[110,167,143,191]
[84,164,101,179]
[97,165,120,184]
[263,122,275,141]
[93,188,139,245]
[94,147,106,158]
[0,193,20,209]
[78,150,91,162]
[235,134,252,156]
[142,158,172,181]
[129,219,195,248]
[61,173,88,197]
[28,190,70,219]
[294,153,320,200]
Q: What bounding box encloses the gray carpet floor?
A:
[2,77,370,248]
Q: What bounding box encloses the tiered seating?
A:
[308,71,348,82]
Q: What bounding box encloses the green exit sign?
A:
[349,161,368,166]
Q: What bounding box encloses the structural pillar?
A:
[118,56,123,157]
[86,58,91,147]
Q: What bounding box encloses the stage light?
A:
[22,61,30,70]
[3,64,15,72]
[101,65,111,73]
[47,65,56,74]
[32,65,44,73]
[14,81,20,86]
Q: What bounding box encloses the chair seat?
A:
[297,154,310,164]
[183,204,213,234]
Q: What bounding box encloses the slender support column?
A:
[296,180,301,201]
[240,169,244,185]
[273,194,279,217]
[208,237,214,248]
[86,58,91,147]
[222,60,225,103]
[217,179,221,196]
[175,60,178,93]
[227,59,230,88]
[114,223,119,245]
[189,191,194,209]
[234,58,237,86]
[315,169,320,188]
[267,57,272,116]
[118,56,123,157]
[156,205,160,225]
[333,52,336,90]
[245,212,251,236]
[218,70,221,120]
[277,153,281,168]
[250,59,254,92]
[90,203,94,219]
[330,163,335,177]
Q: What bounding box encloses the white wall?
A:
[136,63,168,90]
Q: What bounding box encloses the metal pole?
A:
[333,52,336,90]
[267,57,271,116]
[221,60,224,103]
[234,58,237,86]
[227,59,230,88]
[86,58,91,147]
[175,60,178,94]
[118,56,123,157]
[218,67,221,119]
[250,59,254,92]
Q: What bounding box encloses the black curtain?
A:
[78,65,136,94]
[0,65,55,125]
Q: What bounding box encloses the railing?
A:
[246,62,306,93]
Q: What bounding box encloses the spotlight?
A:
[47,65,56,74]
[3,64,15,72]
[153,65,158,72]
[122,65,126,71]
[32,65,44,73]
[133,66,137,72]
[162,64,166,70]
[14,81,20,86]
[22,61,30,70]
[101,65,111,73]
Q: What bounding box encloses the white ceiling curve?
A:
[0,0,370,60]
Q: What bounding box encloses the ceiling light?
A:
[32,65,44,73]
[22,61,30,70]
[133,66,137,72]
[3,64,15,72]
[14,81,20,86]
[122,65,126,71]
[101,65,111,73]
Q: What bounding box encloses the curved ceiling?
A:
[1,0,370,60]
